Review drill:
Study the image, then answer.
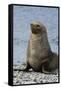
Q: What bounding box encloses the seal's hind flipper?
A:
[42,65,51,74]
[42,65,57,74]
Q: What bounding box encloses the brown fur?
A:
[25,21,58,73]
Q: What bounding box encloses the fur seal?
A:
[14,21,58,74]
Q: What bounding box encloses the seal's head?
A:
[30,21,46,34]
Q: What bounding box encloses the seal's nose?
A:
[30,24,33,26]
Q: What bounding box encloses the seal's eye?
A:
[36,25,40,27]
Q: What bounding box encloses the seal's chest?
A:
[30,39,41,55]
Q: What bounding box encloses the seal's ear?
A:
[41,26,47,33]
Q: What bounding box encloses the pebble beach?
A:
[13,64,59,85]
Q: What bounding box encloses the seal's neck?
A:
[31,34,41,41]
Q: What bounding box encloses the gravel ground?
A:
[13,64,59,85]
